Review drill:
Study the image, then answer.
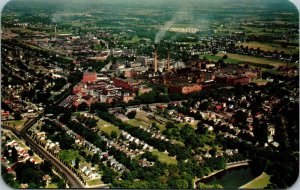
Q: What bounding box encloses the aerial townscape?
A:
[1,0,299,189]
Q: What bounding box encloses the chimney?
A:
[54,24,57,38]
[167,44,171,71]
[154,44,158,73]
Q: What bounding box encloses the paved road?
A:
[22,133,85,188]
[2,116,85,188]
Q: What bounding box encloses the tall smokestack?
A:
[54,24,57,38]
[154,44,158,73]
[167,44,171,71]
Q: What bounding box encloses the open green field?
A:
[126,119,148,128]
[237,41,299,54]
[96,118,121,136]
[250,79,269,86]
[202,54,241,64]
[216,53,288,68]
[151,150,177,165]
[93,44,104,50]
[86,178,104,186]
[127,116,166,131]
[59,150,80,163]
[240,172,271,189]
[6,120,26,127]
[124,35,140,44]
[46,183,58,188]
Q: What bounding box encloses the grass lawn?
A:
[135,111,166,131]
[126,119,147,128]
[251,79,269,86]
[46,183,58,188]
[151,150,177,165]
[96,118,121,136]
[202,54,241,64]
[86,178,103,186]
[240,172,271,189]
[216,53,287,68]
[237,41,299,54]
[93,44,103,51]
[124,35,140,44]
[59,150,79,163]
[6,120,26,127]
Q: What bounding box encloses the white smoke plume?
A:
[155,19,176,44]
[51,14,62,23]
[154,4,194,43]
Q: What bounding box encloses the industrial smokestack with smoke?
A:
[155,19,176,44]
[154,4,194,43]
[167,44,171,71]
[154,44,158,73]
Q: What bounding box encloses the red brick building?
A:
[113,78,140,92]
[83,71,97,83]
[168,84,202,94]
[215,76,249,86]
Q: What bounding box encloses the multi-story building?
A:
[113,78,140,92]
[83,71,97,83]
[168,83,202,94]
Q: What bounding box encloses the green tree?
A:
[102,168,118,184]
[74,157,80,169]
[91,154,100,164]
[196,122,208,135]
[212,49,218,55]
[111,131,118,139]
[166,122,175,129]
[152,122,159,130]
[40,160,52,174]
[90,102,109,113]
[127,111,137,119]
[14,111,22,120]
[57,178,66,188]
[77,102,88,111]
[11,147,18,163]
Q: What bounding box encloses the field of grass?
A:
[93,44,104,51]
[46,183,58,188]
[151,150,177,165]
[237,41,299,54]
[216,53,287,68]
[135,111,167,131]
[86,178,103,186]
[124,35,140,44]
[127,116,166,131]
[96,118,121,136]
[126,119,147,128]
[59,150,80,163]
[202,55,241,64]
[6,120,26,127]
[240,172,271,189]
[251,79,269,86]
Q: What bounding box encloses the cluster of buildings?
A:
[4,140,39,164]
[34,118,127,174]
[120,131,154,152]
[2,129,43,173]
[60,71,153,108]
[79,165,101,180]
[148,62,261,95]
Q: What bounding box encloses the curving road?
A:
[2,116,85,188]
[22,133,85,188]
